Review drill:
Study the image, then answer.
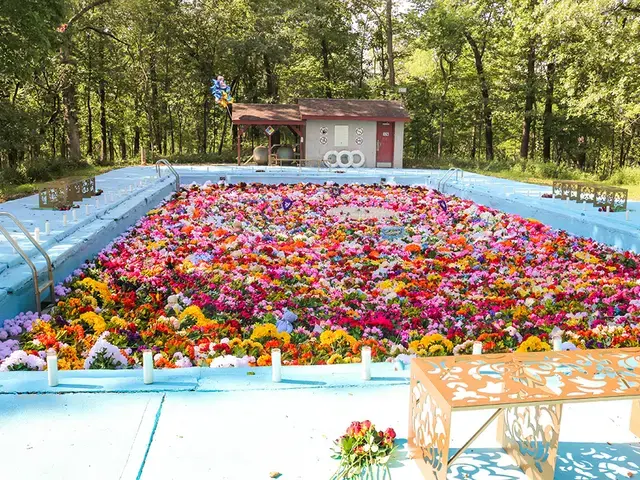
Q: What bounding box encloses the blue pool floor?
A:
[1,384,638,480]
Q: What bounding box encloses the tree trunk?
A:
[202,96,209,154]
[108,126,115,163]
[543,62,555,162]
[320,36,332,98]
[134,126,140,156]
[471,122,477,161]
[99,78,107,164]
[86,85,93,157]
[86,33,93,157]
[218,110,228,155]
[437,57,452,161]
[464,31,494,161]
[150,56,161,155]
[520,41,536,159]
[120,133,127,160]
[386,0,395,88]
[169,105,175,155]
[264,54,278,100]
[61,37,82,163]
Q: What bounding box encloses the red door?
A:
[376,122,394,167]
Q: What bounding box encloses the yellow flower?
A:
[516,336,551,353]
[251,323,279,340]
[78,312,106,335]
[229,338,242,347]
[428,345,445,356]
[179,305,208,326]
[280,331,291,344]
[257,354,271,366]
[31,319,55,336]
[327,354,343,364]
[109,316,128,329]
[421,333,443,346]
[78,278,111,302]
[408,340,421,353]
[319,330,335,345]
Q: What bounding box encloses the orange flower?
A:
[405,244,421,254]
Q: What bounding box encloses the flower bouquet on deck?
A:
[331,420,396,480]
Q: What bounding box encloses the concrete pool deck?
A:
[1,381,637,480]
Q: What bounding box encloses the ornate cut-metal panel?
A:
[39,186,69,208]
[81,177,96,198]
[577,183,596,204]
[497,404,562,480]
[413,348,640,410]
[408,366,452,480]
[38,176,97,208]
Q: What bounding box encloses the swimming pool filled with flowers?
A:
[1,182,640,371]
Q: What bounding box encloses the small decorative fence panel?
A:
[39,177,97,209]
[408,348,640,480]
[552,180,628,211]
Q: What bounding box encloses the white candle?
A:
[109,192,114,203]
[361,346,372,381]
[271,348,282,383]
[626,210,630,221]
[33,227,40,243]
[47,349,59,387]
[143,350,154,384]
[129,184,133,193]
[553,335,562,352]
[63,213,68,226]
[95,198,100,208]
[472,341,483,355]
[85,204,90,216]
[44,220,50,235]
[583,203,586,211]
[72,209,77,222]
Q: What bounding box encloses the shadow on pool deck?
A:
[448,442,640,479]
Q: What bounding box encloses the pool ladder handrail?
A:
[0,212,55,314]
[437,168,464,191]
[155,159,180,192]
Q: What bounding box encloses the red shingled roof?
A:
[232,103,303,124]
[232,99,410,124]
[298,98,410,121]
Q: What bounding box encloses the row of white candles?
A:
[45,337,568,387]
[45,346,375,387]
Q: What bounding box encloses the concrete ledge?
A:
[0,362,409,394]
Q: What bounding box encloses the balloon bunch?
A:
[211,76,233,108]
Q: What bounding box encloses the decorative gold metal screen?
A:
[39,177,97,209]
[408,348,640,480]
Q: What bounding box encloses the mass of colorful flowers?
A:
[1,182,639,371]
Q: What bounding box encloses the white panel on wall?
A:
[334,125,349,147]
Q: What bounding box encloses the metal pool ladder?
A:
[155,159,180,192]
[437,168,464,191]
[0,212,55,314]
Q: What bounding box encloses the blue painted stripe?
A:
[136,393,166,480]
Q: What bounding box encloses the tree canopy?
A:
[1,0,639,182]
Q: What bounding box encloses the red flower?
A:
[384,428,396,441]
